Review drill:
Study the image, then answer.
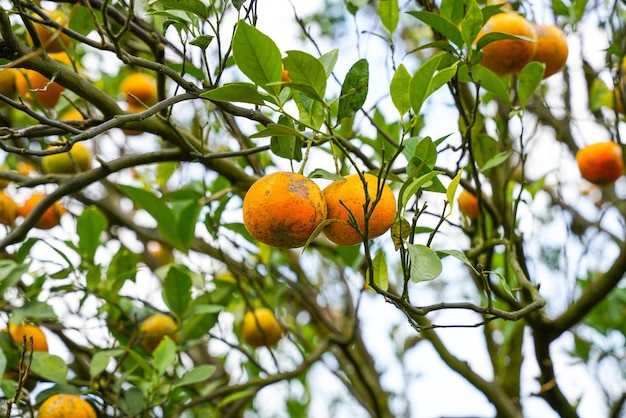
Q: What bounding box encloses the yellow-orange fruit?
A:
[242,172,327,248]
[576,142,624,185]
[240,308,282,347]
[476,12,537,75]
[139,314,178,352]
[0,68,16,102]
[6,323,48,352]
[458,189,480,219]
[532,24,568,79]
[26,10,72,53]
[14,52,72,108]
[0,191,18,226]
[323,173,396,246]
[120,73,157,107]
[42,142,91,174]
[18,193,66,229]
[38,394,96,418]
[281,64,291,83]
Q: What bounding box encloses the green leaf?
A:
[445,169,463,215]
[120,185,181,250]
[270,116,303,161]
[30,352,67,384]
[176,199,203,249]
[121,387,144,415]
[468,64,512,105]
[399,171,443,209]
[480,150,511,173]
[408,244,442,283]
[76,206,108,261]
[201,83,267,106]
[372,251,389,291]
[293,91,325,130]
[190,34,213,50]
[471,134,498,170]
[410,52,448,115]
[157,0,208,18]
[378,0,399,35]
[163,265,192,318]
[90,349,124,378]
[175,365,216,387]
[0,261,28,296]
[283,50,327,102]
[390,64,412,116]
[152,336,177,375]
[337,59,369,121]
[308,168,345,181]
[437,249,479,274]
[319,49,339,77]
[233,21,282,96]
[12,301,56,322]
[408,11,464,48]
[249,123,306,139]
[440,0,466,24]
[460,0,483,50]
[518,61,545,109]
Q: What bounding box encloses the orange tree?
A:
[0,0,624,417]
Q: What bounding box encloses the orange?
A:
[38,394,96,418]
[122,102,146,136]
[120,73,157,107]
[242,172,327,248]
[6,323,48,352]
[139,314,178,352]
[18,193,66,229]
[240,308,282,347]
[0,68,16,103]
[0,191,18,226]
[42,142,91,174]
[15,52,72,108]
[475,12,537,75]
[60,108,84,121]
[281,64,291,83]
[26,10,72,53]
[576,142,624,185]
[532,24,568,79]
[323,173,396,246]
[16,162,37,176]
[458,189,480,219]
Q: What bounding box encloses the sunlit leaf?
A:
[372,251,389,291]
[378,0,399,35]
[408,244,442,282]
[390,64,412,116]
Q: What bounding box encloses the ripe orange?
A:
[42,142,91,174]
[532,24,568,79]
[0,191,18,226]
[6,323,49,352]
[240,308,283,347]
[475,12,537,75]
[458,189,480,219]
[60,108,84,121]
[120,73,157,107]
[576,142,624,185]
[26,10,72,53]
[242,172,327,248]
[15,52,72,108]
[323,173,396,246]
[18,193,66,229]
[38,394,96,418]
[139,314,178,352]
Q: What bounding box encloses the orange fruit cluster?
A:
[477,12,568,79]
[576,142,624,185]
[26,9,72,53]
[38,394,96,418]
[242,172,397,248]
[240,308,283,347]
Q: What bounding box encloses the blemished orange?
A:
[240,308,283,347]
[458,189,480,219]
[26,10,72,53]
[38,394,96,418]
[18,193,66,229]
[42,142,91,174]
[475,12,537,75]
[532,24,568,79]
[6,323,49,352]
[242,172,327,248]
[120,73,157,107]
[14,52,72,108]
[139,314,178,352]
[576,142,624,185]
[0,191,18,226]
[323,173,396,246]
